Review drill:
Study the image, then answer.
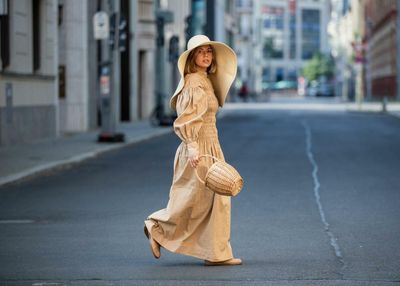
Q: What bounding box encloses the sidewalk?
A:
[222,97,400,118]
[0,121,173,187]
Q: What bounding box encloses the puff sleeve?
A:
[173,76,208,158]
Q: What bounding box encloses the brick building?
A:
[364,0,397,99]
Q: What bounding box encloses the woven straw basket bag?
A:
[195,155,244,197]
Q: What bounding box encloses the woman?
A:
[144,35,241,266]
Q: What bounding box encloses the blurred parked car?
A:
[316,81,334,97]
[262,80,298,91]
[306,80,318,97]
[262,81,275,91]
[306,79,334,97]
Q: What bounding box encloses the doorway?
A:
[120,0,130,121]
[138,50,145,119]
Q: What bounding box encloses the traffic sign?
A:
[93,11,109,40]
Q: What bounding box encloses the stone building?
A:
[249,0,331,95]
[0,0,235,146]
[58,0,99,132]
[0,0,58,146]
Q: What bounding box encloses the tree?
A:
[263,37,274,59]
[263,37,283,59]
[302,52,334,81]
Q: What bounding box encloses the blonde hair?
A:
[184,45,217,76]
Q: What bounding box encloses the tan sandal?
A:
[144,225,161,259]
[204,258,242,266]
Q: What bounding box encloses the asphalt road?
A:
[0,108,399,286]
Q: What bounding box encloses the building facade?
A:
[133,0,191,119]
[364,0,397,99]
[235,0,253,90]
[329,0,399,101]
[329,0,358,101]
[58,0,100,133]
[0,0,58,146]
[250,0,330,95]
[204,0,237,100]
[0,0,238,146]
[132,0,156,120]
[205,0,236,47]
[164,0,191,113]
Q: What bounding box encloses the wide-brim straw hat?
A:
[170,35,237,110]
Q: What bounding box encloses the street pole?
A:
[155,4,165,122]
[169,35,180,89]
[191,0,205,36]
[97,8,112,138]
[355,63,363,110]
[96,1,124,142]
[153,1,174,126]
[110,1,119,134]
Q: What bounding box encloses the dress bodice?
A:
[198,75,219,139]
[202,77,219,122]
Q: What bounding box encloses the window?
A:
[33,0,41,71]
[301,9,320,60]
[0,0,10,69]
[289,0,296,59]
[262,67,270,82]
[342,0,350,15]
[263,36,283,59]
[58,3,63,26]
[225,0,233,13]
[236,0,252,8]
[276,67,284,81]
[262,6,284,59]
[58,65,66,98]
[288,68,297,80]
[262,6,284,30]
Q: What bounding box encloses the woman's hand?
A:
[189,153,200,168]
[186,142,200,168]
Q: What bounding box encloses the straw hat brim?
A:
[170,39,237,111]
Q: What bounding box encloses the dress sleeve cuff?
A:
[186,141,199,157]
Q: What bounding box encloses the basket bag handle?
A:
[193,154,220,184]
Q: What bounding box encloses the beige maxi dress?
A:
[144,71,233,262]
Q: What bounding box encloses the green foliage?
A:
[302,53,334,81]
[263,37,274,58]
[263,37,283,59]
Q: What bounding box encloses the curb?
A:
[0,128,172,187]
[387,112,400,120]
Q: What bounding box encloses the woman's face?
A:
[194,45,213,71]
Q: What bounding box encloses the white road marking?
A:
[32,283,65,286]
[302,120,346,270]
[0,219,35,224]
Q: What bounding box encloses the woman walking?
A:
[144,35,241,266]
